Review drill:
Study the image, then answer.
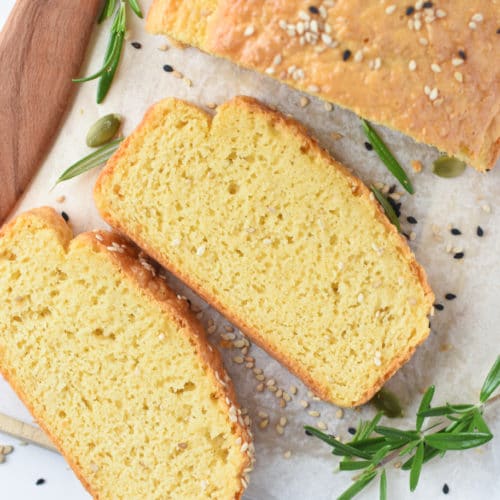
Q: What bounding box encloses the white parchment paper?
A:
[0,3,499,499]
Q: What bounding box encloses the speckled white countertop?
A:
[0,2,499,499]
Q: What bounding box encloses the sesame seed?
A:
[265,67,275,75]
[259,418,269,428]
[408,60,417,71]
[55,195,66,203]
[307,84,320,92]
[482,204,491,213]
[414,19,422,30]
[256,383,264,392]
[443,483,450,494]
[163,64,174,72]
[317,421,328,430]
[452,58,464,66]
[406,6,415,16]
[244,25,255,36]
[131,41,142,49]
[308,410,320,417]
[450,228,461,235]
[283,450,292,459]
[434,303,444,311]
[172,70,183,79]
[374,357,382,366]
[468,21,477,30]
[342,50,352,61]
[300,400,309,408]
[336,409,344,419]
[300,96,309,107]
[445,293,456,300]
[290,385,298,395]
[385,5,396,15]
[61,211,69,222]
[364,142,373,151]
[255,374,265,381]
[436,9,446,18]
[422,1,433,7]
[454,71,463,83]
[196,245,205,256]
[324,102,333,111]
[477,226,484,237]
[406,216,417,224]
[373,57,382,70]
[471,13,483,23]
[276,424,285,435]
[353,50,363,62]
[429,88,439,101]
[348,427,356,435]
[431,63,442,73]
[279,417,288,427]
[453,252,464,259]
[419,37,428,45]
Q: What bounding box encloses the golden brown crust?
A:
[0,207,253,499]
[95,96,434,406]
[146,0,500,172]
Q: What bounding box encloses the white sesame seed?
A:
[276,425,284,435]
[431,63,442,73]
[273,54,282,66]
[374,357,382,366]
[266,378,276,387]
[255,374,265,381]
[196,245,206,256]
[414,19,422,30]
[300,96,309,108]
[317,421,328,430]
[278,20,287,30]
[283,450,292,459]
[244,25,255,36]
[419,37,428,46]
[158,333,165,341]
[95,234,104,242]
[424,85,431,95]
[471,13,483,23]
[307,84,320,92]
[256,383,264,392]
[171,238,181,246]
[265,67,275,75]
[354,50,363,62]
[258,411,268,419]
[310,20,318,33]
[436,9,446,18]
[336,409,344,419]
[241,442,249,452]
[385,5,396,15]
[308,410,320,417]
[300,400,309,408]
[357,293,364,303]
[415,0,424,9]
[290,385,298,395]
[233,356,244,364]
[324,102,333,111]
[429,87,439,101]
[298,10,310,21]
[452,58,464,66]
[454,71,463,83]
[468,21,477,30]
[319,6,327,19]
[408,60,417,71]
[321,33,332,45]
[410,231,417,241]
[373,57,382,70]
[259,418,269,428]
[482,204,491,213]
[279,417,288,427]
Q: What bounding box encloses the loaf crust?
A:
[95,96,434,406]
[146,0,500,171]
[0,207,253,499]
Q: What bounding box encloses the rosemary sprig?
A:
[362,120,414,195]
[54,138,123,185]
[305,355,500,500]
[370,186,401,232]
[74,1,143,103]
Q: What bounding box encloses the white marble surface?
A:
[1,2,499,499]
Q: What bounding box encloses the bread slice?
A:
[94,96,434,406]
[146,0,500,172]
[0,208,253,500]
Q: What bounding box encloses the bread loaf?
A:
[146,0,500,172]
[94,96,434,406]
[0,207,253,499]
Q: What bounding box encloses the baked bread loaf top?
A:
[146,0,500,172]
[94,96,434,406]
[0,208,253,500]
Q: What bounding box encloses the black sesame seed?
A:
[364,142,373,151]
[434,303,444,311]
[477,226,484,237]
[305,429,313,436]
[422,1,433,8]
[131,42,142,49]
[387,198,401,217]
[442,483,450,494]
[388,185,397,194]
[342,50,352,61]
[163,64,174,72]
[497,28,500,34]
[308,6,319,14]
[453,252,464,259]
[445,293,456,301]
[61,211,69,222]
[36,478,46,486]
[407,216,418,224]
[450,228,461,235]
[405,6,415,15]
[458,50,467,60]
[348,427,356,435]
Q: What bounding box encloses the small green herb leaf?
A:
[337,470,377,500]
[339,460,372,471]
[98,0,117,23]
[374,426,419,442]
[379,470,387,500]
[127,0,143,18]
[416,386,435,431]
[305,427,372,459]
[480,356,500,402]
[371,186,401,231]
[362,119,414,194]
[471,410,491,434]
[409,442,424,491]
[432,156,467,178]
[372,388,403,418]
[353,412,383,442]
[424,432,492,451]
[418,405,456,418]
[54,138,123,185]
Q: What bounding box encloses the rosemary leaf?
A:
[374,426,419,442]
[339,460,372,471]
[54,138,123,185]
[416,385,435,431]
[98,0,117,23]
[480,355,500,402]
[362,120,414,194]
[424,432,492,451]
[418,405,456,418]
[353,412,383,442]
[127,0,143,18]
[379,470,387,500]
[337,470,377,500]
[371,186,401,231]
[471,410,491,434]
[409,442,424,491]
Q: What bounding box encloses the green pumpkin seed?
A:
[86,114,121,147]
[372,388,403,418]
[432,156,467,178]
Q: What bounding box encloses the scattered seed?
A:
[330,131,343,140]
[36,479,46,486]
[450,228,461,235]
[364,142,373,151]
[336,409,344,419]
[233,356,244,364]
[300,96,309,107]
[300,400,309,408]
[276,425,284,435]
[131,41,142,49]
[279,417,288,427]
[163,64,174,72]
[445,293,456,300]
[342,49,352,61]
[317,421,328,430]
[259,419,269,429]
[61,211,69,222]
[244,25,255,37]
[283,450,292,458]
[308,410,320,417]
[55,195,66,203]
[477,226,484,237]
[256,383,264,392]
[407,216,417,224]
[443,483,450,494]
[290,385,298,395]
[434,303,444,311]
[348,427,356,435]
[453,252,464,259]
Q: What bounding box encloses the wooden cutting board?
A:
[0,0,101,223]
